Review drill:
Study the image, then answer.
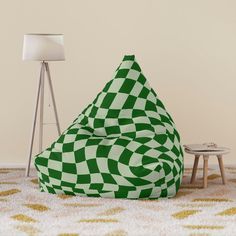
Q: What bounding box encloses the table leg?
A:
[203,155,209,188]
[217,155,226,185]
[190,155,200,184]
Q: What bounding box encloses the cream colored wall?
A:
[0,0,235,167]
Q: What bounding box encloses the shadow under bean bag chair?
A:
[35,55,183,199]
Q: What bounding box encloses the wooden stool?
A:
[185,148,230,188]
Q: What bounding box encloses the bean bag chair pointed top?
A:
[35,55,184,199]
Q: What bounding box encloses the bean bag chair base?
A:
[35,55,183,199]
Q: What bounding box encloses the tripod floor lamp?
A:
[23,34,65,177]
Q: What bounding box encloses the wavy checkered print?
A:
[35,55,183,199]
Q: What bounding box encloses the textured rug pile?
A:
[0,167,236,236]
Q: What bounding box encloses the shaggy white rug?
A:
[0,167,236,236]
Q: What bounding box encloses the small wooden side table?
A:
[185,147,230,188]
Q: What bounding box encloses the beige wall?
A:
[0,0,235,167]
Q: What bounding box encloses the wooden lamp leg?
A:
[25,62,45,177]
[45,62,61,136]
[190,155,200,184]
[39,64,45,153]
[203,155,209,188]
[217,155,226,185]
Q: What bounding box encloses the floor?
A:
[0,167,236,236]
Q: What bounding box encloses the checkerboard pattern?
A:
[35,55,183,199]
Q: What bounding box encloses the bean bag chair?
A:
[35,55,183,199]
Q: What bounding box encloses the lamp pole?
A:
[25,61,61,177]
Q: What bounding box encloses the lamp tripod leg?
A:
[45,63,61,135]
[39,63,45,153]
[25,62,45,177]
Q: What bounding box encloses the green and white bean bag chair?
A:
[35,55,183,199]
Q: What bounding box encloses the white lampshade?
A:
[23,34,65,61]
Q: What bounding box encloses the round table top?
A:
[184,147,230,156]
